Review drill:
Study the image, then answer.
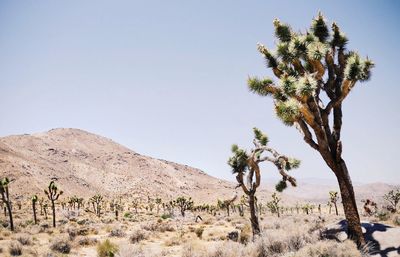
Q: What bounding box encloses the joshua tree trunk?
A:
[5,201,13,231]
[51,200,56,228]
[248,193,260,237]
[32,201,37,225]
[335,161,364,246]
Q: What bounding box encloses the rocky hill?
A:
[0,128,237,203]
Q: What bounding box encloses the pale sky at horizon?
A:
[0,1,399,184]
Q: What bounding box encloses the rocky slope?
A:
[0,128,236,203]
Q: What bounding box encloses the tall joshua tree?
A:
[44,181,63,228]
[0,178,14,231]
[247,13,373,246]
[228,128,300,237]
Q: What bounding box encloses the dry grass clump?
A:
[129,229,149,244]
[392,214,400,226]
[97,239,119,257]
[141,220,175,232]
[16,233,31,246]
[8,241,23,256]
[50,236,71,254]
[195,227,204,239]
[292,239,362,257]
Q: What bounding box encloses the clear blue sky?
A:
[0,1,399,184]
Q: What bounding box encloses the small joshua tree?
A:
[383,188,400,213]
[266,192,281,218]
[329,191,339,215]
[217,193,238,217]
[44,181,63,228]
[89,194,103,217]
[155,198,162,214]
[0,177,14,231]
[228,128,300,236]
[32,195,38,225]
[175,196,193,217]
[247,13,374,246]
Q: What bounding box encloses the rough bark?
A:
[248,193,260,237]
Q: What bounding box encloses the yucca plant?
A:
[44,181,63,228]
[228,128,300,237]
[247,13,373,246]
[32,195,38,225]
[0,177,14,231]
[329,191,339,215]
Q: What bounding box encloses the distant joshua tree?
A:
[44,181,63,228]
[32,195,38,225]
[228,128,300,237]
[329,191,339,215]
[89,194,103,217]
[266,192,281,218]
[0,177,14,231]
[217,192,238,217]
[247,13,374,246]
[175,196,194,217]
[383,188,400,213]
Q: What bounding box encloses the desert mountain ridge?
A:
[0,128,396,205]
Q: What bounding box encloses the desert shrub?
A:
[239,224,251,244]
[376,210,390,221]
[195,227,204,239]
[141,221,174,232]
[50,237,71,254]
[392,214,400,226]
[78,236,98,246]
[293,240,361,257]
[8,241,22,256]
[161,214,171,220]
[16,234,31,246]
[164,236,181,246]
[97,239,119,257]
[129,229,148,244]
[67,227,78,240]
[109,227,126,237]
[124,212,133,219]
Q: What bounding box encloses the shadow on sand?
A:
[326,220,400,257]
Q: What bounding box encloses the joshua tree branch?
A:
[296,119,319,151]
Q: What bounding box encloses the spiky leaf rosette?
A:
[331,22,348,49]
[228,145,248,174]
[344,53,374,81]
[281,76,297,96]
[275,180,287,192]
[253,127,269,146]
[296,74,317,97]
[307,41,328,60]
[248,77,275,96]
[285,158,301,170]
[275,98,301,126]
[257,44,278,68]
[273,19,292,42]
[311,13,329,42]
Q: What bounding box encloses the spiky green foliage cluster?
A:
[0,177,9,190]
[228,144,248,174]
[275,98,301,126]
[249,13,374,128]
[273,19,292,42]
[275,180,287,192]
[247,77,274,96]
[311,13,329,42]
[253,127,269,146]
[285,158,301,170]
[344,53,374,81]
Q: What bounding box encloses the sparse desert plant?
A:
[0,177,14,231]
[50,236,71,254]
[90,194,103,217]
[109,227,126,237]
[175,196,194,217]
[267,193,281,218]
[383,188,400,213]
[329,191,339,215]
[16,234,31,246]
[8,241,22,256]
[44,181,63,228]
[247,12,374,246]
[194,226,204,239]
[228,128,300,237]
[97,239,119,257]
[129,229,148,243]
[77,236,98,246]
